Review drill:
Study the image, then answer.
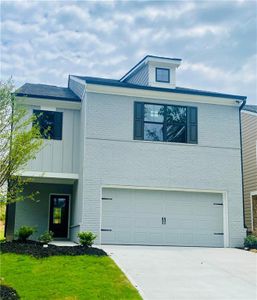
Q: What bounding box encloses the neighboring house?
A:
[241,105,257,233]
[5,55,247,247]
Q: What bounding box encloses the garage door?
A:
[101,188,224,247]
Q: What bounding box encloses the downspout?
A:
[239,98,247,230]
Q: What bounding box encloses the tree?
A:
[0,80,43,204]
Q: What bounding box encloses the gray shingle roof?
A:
[242,105,257,114]
[16,83,80,102]
[72,75,247,101]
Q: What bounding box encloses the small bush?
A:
[244,235,257,249]
[16,226,36,242]
[78,231,97,246]
[0,284,20,300]
[38,231,54,244]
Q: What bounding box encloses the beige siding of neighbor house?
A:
[241,111,257,231]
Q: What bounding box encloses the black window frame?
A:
[134,102,198,144]
[33,109,63,141]
[155,67,170,83]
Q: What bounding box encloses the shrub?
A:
[38,231,54,244]
[244,235,257,249]
[16,226,36,242]
[78,231,97,246]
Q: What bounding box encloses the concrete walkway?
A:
[102,245,257,300]
[49,240,78,246]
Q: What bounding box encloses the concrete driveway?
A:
[102,245,257,300]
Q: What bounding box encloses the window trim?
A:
[33,109,63,141]
[143,102,188,143]
[155,67,170,83]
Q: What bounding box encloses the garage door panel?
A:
[117,217,134,228]
[164,232,193,245]
[134,232,148,244]
[166,219,193,230]
[135,216,162,229]
[148,232,165,244]
[101,188,224,247]
[135,199,163,213]
[115,231,133,244]
[191,219,222,231]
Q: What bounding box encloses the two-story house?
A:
[5,55,247,247]
[241,105,257,233]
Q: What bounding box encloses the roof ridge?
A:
[23,82,69,89]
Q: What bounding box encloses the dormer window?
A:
[155,67,170,83]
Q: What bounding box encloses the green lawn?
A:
[0,253,142,300]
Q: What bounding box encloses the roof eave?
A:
[15,93,81,102]
[83,80,246,101]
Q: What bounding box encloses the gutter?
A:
[239,99,247,230]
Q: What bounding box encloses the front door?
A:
[49,195,70,238]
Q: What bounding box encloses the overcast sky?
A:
[1,0,256,104]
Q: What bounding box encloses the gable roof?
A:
[16,83,80,102]
[72,75,247,101]
[120,55,182,82]
[242,104,257,114]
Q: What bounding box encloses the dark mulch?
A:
[0,285,20,300]
[0,240,107,258]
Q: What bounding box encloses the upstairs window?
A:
[155,68,170,83]
[33,110,63,140]
[134,102,198,144]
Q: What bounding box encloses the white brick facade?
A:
[78,91,246,247]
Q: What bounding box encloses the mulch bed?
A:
[0,240,107,258]
[0,285,20,300]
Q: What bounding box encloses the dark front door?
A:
[49,195,69,238]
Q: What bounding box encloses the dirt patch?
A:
[0,285,20,300]
[250,249,257,253]
[0,240,107,258]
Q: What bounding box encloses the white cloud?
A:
[0,0,256,104]
[175,25,228,38]
[180,55,257,101]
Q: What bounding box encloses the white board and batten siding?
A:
[125,64,149,86]
[101,188,224,247]
[26,107,80,174]
[68,77,85,99]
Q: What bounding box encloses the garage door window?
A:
[134,102,198,144]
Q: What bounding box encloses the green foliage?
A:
[0,202,5,221]
[0,79,43,204]
[78,231,97,246]
[244,235,257,249]
[16,226,36,242]
[38,231,53,244]
[1,254,142,299]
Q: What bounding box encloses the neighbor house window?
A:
[134,102,198,144]
[33,110,63,140]
[155,68,170,83]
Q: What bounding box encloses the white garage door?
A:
[101,188,224,247]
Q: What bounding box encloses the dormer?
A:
[120,55,182,88]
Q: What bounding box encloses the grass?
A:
[0,253,142,300]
